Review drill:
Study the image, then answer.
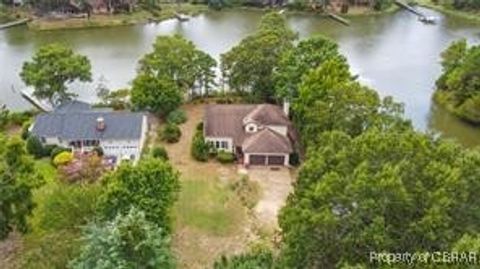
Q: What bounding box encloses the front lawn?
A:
[175,179,245,236]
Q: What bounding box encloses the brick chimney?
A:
[96,117,106,131]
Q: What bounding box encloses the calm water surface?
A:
[1,8,479,146]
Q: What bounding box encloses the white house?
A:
[204,103,296,166]
[30,100,148,164]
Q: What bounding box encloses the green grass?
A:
[34,158,56,182]
[415,0,480,22]
[175,179,246,236]
[28,4,208,31]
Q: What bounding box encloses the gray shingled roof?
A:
[53,100,92,114]
[32,109,145,141]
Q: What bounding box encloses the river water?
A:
[1,8,479,146]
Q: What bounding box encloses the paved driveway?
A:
[248,167,294,230]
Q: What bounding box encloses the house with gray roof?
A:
[30,100,148,164]
[204,103,295,166]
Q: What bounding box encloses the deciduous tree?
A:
[221,12,296,102]
[98,158,180,231]
[0,136,44,240]
[20,44,92,105]
[279,129,480,268]
[70,208,175,269]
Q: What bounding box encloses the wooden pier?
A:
[0,18,30,30]
[327,12,350,26]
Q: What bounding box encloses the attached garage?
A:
[267,155,285,165]
[246,154,287,166]
[249,155,267,165]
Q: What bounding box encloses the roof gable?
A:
[242,128,293,154]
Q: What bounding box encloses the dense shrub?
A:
[217,150,235,164]
[8,110,35,126]
[31,184,100,233]
[53,151,73,167]
[93,146,104,157]
[196,121,204,132]
[191,132,210,162]
[98,158,180,232]
[214,248,275,269]
[289,152,300,166]
[151,146,169,160]
[70,208,176,269]
[26,136,45,158]
[19,184,100,269]
[21,120,32,140]
[50,146,70,160]
[160,123,181,143]
[166,109,187,125]
[42,144,56,157]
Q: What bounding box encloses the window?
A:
[221,141,228,149]
[215,141,220,149]
[40,137,46,143]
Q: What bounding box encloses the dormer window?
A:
[245,123,258,133]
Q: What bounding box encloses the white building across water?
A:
[30,100,148,163]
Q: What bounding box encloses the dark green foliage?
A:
[293,58,410,147]
[21,120,31,140]
[98,158,180,232]
[26,136,46,159]
[138,34,216,92]
[216,150,235,163]
[166,109,188,125]
[191,131,210,162]
[20,43,92,105]
[274,35,348,102]
[0,136,44,240]
[70,208,176,269]
[131,74,183,116]
[42,144,56,157]
[0,105,9,131]
[93,146,104,157]
[151,146,169,160]
[288,152,300,166]
[434,39,480,124]
[196,121,204,131]
[451,0,480,10]
[8,110,35,126]
[373,0,393,10]
[214,248,275,269]
[221,12,296,102]
[279,129,480,268]
[161,123,182,143]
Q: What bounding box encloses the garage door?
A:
[249,155,266,165]
[267,155,285,165]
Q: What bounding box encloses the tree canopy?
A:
[0,136,44,240]
[279,129,480,268]
[98,158,180,232]
[434,39,480,124]
[274,35,348,102]
[20,43,92,105]
[137,34,216,96]
[131,74,183,116]
[132,34,216,114]
[221,12,296,102]
[293,58,409,146]
[70,208,176,269]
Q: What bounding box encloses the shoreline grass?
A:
[416,0,480,22]
[28,3,208,31]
